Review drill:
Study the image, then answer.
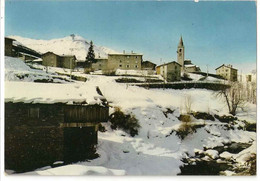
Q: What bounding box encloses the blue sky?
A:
[5,0,256,73]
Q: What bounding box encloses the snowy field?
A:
[5,58,257,176]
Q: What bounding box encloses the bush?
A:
[115,78,143,83]
[176,114,204,140]
[178,114,192,123]
[214,114,237,123]
[103,70,116,76]
[109,107,140,137]
[242,121,256,132]
[191,112,214,121]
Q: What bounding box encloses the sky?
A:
[5,0,257,73]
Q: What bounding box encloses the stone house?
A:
[5,82,109,172]
[107,51,143,71]
[184,59,201,73]
[215,64,238,81]
[142,61,156,70]
[42,52,76,69]
[91,58,108,71]
[176,37,201,73]
[5,37,42,61]
[156,61,182,82]
[5,37,15,57]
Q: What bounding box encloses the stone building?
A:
[177,36,185,71]
[107,51,143,71]
[215,64,238,81]
[176,36,201,73]
[5,37,42,61]
[42,52,76,69]
[156,61,181,82]
[5,37,15,57]
[5,82,108,172]
[91,58,108,71]
[142,61,156,70]
[183,59,201,73]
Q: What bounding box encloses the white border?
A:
[0,1,259,181]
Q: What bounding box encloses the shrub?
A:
[176,114,204,140]
[178,114,192,123]
[103,70,116,76]
[191,112,214,121]
[115,78,143,83]
[214,114,237,123]
[242,121,256,132]
[98,123,106,132]
[109,107,140,137]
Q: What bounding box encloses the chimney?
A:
[98,53,100,58]
[131,50,133,54]
[123,50,125,54]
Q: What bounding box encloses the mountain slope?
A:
[8,34,119,61]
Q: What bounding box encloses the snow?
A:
[5,56,31,72]
[220,152,234,159]
[115,69,157,76]
[233,141,256,164]
[8,35,119,60]
[5,81,104,105]
[187,73,223,82]
[5,56,71,83]
[5,67,256,175]
[23,165,125,176]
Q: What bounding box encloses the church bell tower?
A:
[177,36,184,71]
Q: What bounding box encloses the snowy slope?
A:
[8,35,119,60]
[16,74,256,175]
[5,56,71,83]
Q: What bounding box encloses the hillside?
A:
[8,34,119,61]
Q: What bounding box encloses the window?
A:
[120,60,122,63]
[119,64,122,68]
[136,56,138,59]
[135,65,138,68]
[126,65,130,68]
[28,107,40,118]
[99,64,102,67]
[179,49,182,53]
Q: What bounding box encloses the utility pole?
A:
[206,64,209,77]
[70,58,72,80]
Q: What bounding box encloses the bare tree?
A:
[217,82,245,116]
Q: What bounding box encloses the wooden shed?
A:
[5,82,109,172]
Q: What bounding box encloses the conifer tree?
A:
[86,41,96,63]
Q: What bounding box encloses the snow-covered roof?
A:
[5,81,105,105]
[215,64,238,71]
[185,64,196,68]
[108,53,143,56]
[157,61,181,67]
[18,52,39,59]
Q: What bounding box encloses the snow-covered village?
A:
[1,0,257,178]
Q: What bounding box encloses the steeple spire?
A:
[178,36,184,47]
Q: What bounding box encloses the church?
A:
[177,36,201,73]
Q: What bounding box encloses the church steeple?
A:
[178,36,184,47]
[177,36,185,72]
